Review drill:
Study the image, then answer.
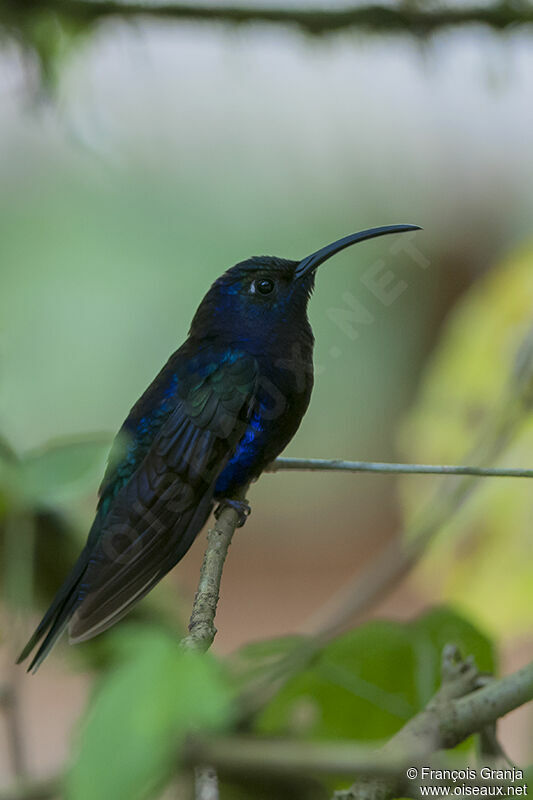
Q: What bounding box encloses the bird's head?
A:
[189,224,421,350]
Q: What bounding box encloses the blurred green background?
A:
[0,6,532,792]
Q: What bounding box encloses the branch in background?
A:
[476,674,513,768]
[308,466,485,641]
[193,765,219,800]
[334,646,533,800]
[183,647,533,796]
[304,369,533,640]
[0,680,27,780]
[186,737,414,779]
[283,323,533,639]
[4,337,533,800]
[181,485,249,653]
[2,649,531,800]
[241,364,532,715]
[270,457,533,479]
[3,0,533,37]
[0,776,59,800]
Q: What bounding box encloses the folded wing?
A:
[19,350,258,669]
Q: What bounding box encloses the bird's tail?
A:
[16,546,90,673]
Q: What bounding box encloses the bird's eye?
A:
[251,278,275,296]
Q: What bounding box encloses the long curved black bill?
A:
[294,224,422,279]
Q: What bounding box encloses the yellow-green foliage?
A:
[399,244,533,638]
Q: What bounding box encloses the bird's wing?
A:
[68,350,258,642]
[94,360,180,526]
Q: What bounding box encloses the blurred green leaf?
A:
[255,607,494,743]
[0,433,96,609]
[398,244,533,638]
[408,607,494,706]
[72,613,185,674]
[0,436,17,463]
[20,435,110,506]
[2,511,36,608]
[67,626,233,800]
[22,509,82,602]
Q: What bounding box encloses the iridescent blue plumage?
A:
[18,224,420,670]
[215,409,265,496]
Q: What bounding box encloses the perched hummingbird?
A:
[19,224,420,670]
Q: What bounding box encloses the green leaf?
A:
[20,435,111,505]
[67,627,233,800]
[255,607,495,743]
[407,607,494,707]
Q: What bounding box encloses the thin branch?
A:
[184,647,533,793]
[310,474,495,645]
[448,661,533,744]
[4,0,533,37]
[239,374,531,717]
[0,680,27,780]
[304,368,533,640]
[186,737,445,780]
[185,737,521,784]
[0,776,60,800]
[240,462,496,708]
[475,675,513,768]
[313,535,430,644]
[235,486,496,719]
[268,453,533,638]
[182,488,250,800]
[270,457,533,479]
[334,647,533,800]
[193,766,219,800]
[181,486,249,654]
[2,650,531,800]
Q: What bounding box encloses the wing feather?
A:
[68,352,258,641]
[20,350,258,667]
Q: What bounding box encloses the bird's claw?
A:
[215,499,251,528]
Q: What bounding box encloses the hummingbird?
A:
[19,224,420,670]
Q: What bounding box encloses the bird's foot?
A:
[215,498,251,528]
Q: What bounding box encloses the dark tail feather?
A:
[17,547,90,672]
[25,592,81,673]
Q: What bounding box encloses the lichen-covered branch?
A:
[193,765,219,800]
[182,489,250,800]
[183,648,533,797]
[181,486,250,653]
[334,646,533,800]
[1,648,531,800]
